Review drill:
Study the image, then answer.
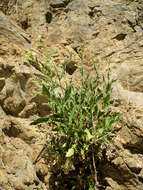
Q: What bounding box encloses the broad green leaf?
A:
[62,143,66,148]
[84,129,93,140]
[66,147,75,157]
[99,128,104,134]
[72,186,76,190]
[80,149,84,155]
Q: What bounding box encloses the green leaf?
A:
[83,143,88,151]
[80,149,84,155]
[30,117,51,125]
[62,143,66,148]
[84,129,93,140]
[99,128,104,135]
[104,116,113,128]
[72,186,76,190]
[42,84,50,98]
[64,85,72,102]
[66,147,75,157]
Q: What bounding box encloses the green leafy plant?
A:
[30,49,120,189]
[25,50,38,63]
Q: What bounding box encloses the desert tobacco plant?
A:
[30,49,120,189]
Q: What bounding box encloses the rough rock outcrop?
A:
[0,0,143,189]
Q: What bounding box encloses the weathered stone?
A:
[3,96,26,116]
[50,0,70,8]
[0,10,30,47]
[0,78,5,91]
[0,117,46,189]
[122,150,143,173]
[0,0,143,189]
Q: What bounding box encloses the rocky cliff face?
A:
[0,0,143,189]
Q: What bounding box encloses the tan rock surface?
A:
[0,0,143,189]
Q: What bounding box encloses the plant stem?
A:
[95,131,114,144]
[92,153,99,189]
[33,146,45,164]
